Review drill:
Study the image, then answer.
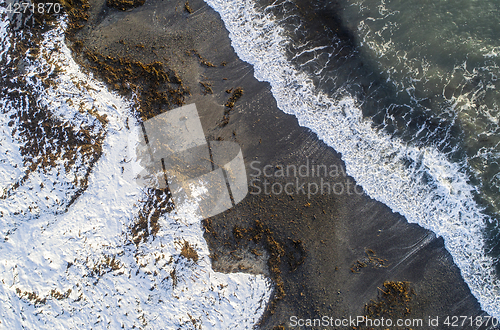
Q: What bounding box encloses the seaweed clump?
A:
[199,81,213,95]
[351,248,388,273]
[131,189,173,245]
[106,0,145,11]
[365,281,415,319]
[225,87,244,108]
[180,241,199,262]
[184,1,193,13]
[188,50,217,67]
[89,255,122,277]
[220,87,244,127]
[83,51,189,120]
[50,288,72,300]
[15,288,47,306]
[63,0,91,35]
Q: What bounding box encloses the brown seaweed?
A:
[184,1,193,14]
[220,87,244,127]
[365,281,415,318]
[106,0,145,11]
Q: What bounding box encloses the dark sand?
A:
[72,0,489,328]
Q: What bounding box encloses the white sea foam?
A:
[0,15,271,329]
[204,0,500,318]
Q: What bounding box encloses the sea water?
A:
[204,0,500,319]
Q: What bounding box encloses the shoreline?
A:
[67,0,488,328]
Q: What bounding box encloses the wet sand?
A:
[72,0,488,328]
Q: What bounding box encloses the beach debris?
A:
[199,81,213,95]
[106,0,145,11]
[350,248,388,273]
[83,51,189,120]
[15,288,47,306]
[180,240,199,262]
[220,87,244,127]
[189,49,217,67]
[184,1,193,14]
[131,189,173,245]
[364,281,415,318]
[225,87,244,108]
[89,255,123,277]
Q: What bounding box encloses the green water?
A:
[337,0,500,232]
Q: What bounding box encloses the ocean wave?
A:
[204,0,500,318]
